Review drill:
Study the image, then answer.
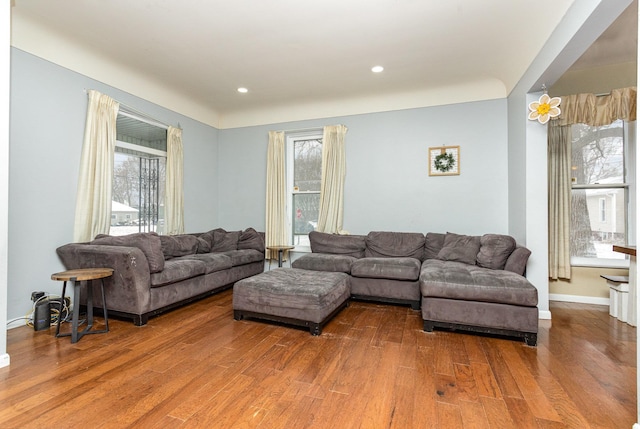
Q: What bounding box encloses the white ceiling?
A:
[11,0,633,127]
[570,0,637,70]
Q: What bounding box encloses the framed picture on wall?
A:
[429,146,460,176]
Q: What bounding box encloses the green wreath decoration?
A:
[434,152,455,172]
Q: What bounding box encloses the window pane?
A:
[571,120,624,185]
[111,152,166,236]
[293,193,319,246]
[571,188,626,259]
[293,139,322,191]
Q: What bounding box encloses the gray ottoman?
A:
[233,268,350,335]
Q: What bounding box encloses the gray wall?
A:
[8,48,219,322]
[218,99,509,236]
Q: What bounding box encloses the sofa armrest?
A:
[56,243,151,314]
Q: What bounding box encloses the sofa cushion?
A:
[176,253,233,273]
[437,232,481,265]
[210,230,241,252]
[150,258,206,287]
[365,231,425,260]
[351,257,421,281]
[196,237,211,254]
[219,249,264,266]
[92,232,165,273]
[424,232,446,260]
[420,259,537,307]
[309,231,366,258]
[160,234,200,259]
[504,246,532,276]
[237,227,265,253]
[199,228,225,247]
[292,253,356,274]
[476,234,517,270]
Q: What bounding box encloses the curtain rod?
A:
[280,126,323,134]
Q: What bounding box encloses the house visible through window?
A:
[286,132,322,247]
[111,112,167,236]
[570,119,634,266]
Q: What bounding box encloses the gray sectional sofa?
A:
[292,230,538,345]
[56,228,265,325]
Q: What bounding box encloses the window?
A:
[570,119,634,266]
[286,132,323,248]
[111,112,167,236]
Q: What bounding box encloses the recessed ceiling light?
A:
[371,66,384,73]
[237,87,248,93]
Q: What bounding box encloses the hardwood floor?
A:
[0,292,636,428]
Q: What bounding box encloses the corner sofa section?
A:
[56,228,265,326]
[292,230,538,345]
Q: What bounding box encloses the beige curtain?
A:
[73,90,119,242]
[265,131,287,260]
[548,123,572,280]
[317,125,348,234]
[548,86,636,279]
[165,126,184,235]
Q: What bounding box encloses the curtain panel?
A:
[265,131,287,260]
[548,123,572,280]
[165,126,185,235]
[317,125,348,234]
[73,90,119,242]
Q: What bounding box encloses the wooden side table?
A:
[266,245,295,268]
[51,267,113,343]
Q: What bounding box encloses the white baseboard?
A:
[539,310,552,320]
[549,293,610,306]
[0,353,9,368]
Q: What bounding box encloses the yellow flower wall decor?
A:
[528,94,561,124]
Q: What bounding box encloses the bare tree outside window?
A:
[570,120,626,260]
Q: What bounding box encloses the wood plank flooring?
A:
[0,293,636,428]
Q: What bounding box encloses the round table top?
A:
[266,245,295,251]
[51,267,114,282]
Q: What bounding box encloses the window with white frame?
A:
[111,112,167,236]
[286,132,323,248]
[570,119,635,267]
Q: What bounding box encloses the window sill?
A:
[291,245,311,253]
[571,257,629,269]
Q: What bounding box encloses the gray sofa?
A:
[56,228,265,326]
[292,231,538,345]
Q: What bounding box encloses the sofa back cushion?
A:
[365,231,425,259]
[476,234,517,270]
[437,232,481,265]
[196,237,211,253]
[92,232,165,273]
[237,227,265,253]
[424,232,446,260]
[160,234,200,259]
[201,228,241,252]
[309,231,366,258]
[504,246,532,276]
